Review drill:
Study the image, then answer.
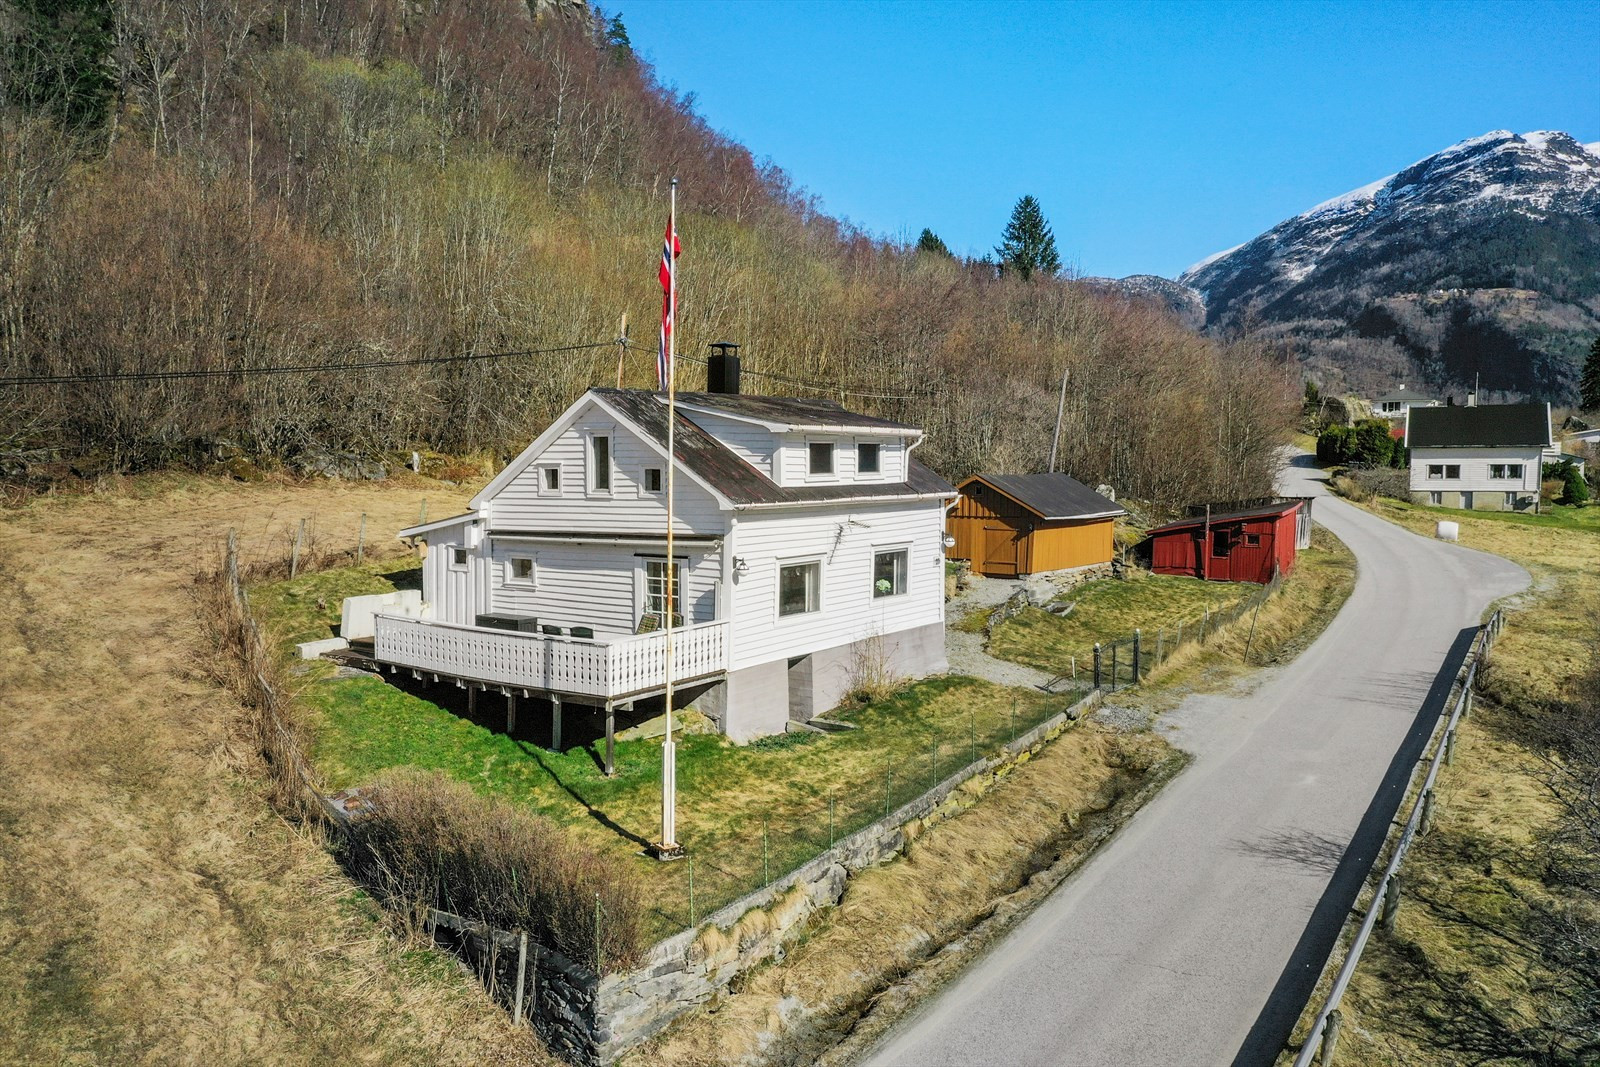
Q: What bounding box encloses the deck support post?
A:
[467,685,476,718]
[551,693,563,753]
[604,702,622,776]
[506,693,517,736]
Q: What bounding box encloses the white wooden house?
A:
[1405,401,1552,511]
[365,379,957,761]
[1373,384,1440,422]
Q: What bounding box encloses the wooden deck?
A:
[372,614,729,701]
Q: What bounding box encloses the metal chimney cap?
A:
[708,341,742,355]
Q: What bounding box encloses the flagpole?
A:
[660,177,681,858]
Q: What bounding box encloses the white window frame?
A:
[856,439,882,477]
[1429,491,1442,505]
[806,439,835,479]
[586,433,613,496]
[449,546,469,572]
[1504,491,1518,507]
[1506,463,1523,479]
[872,545,909,599]
[505,555,536,587]
[640,556,686,622]
[776,557,823,619]
[1446,464,1460,479]
[1427,464,1445,480]
[538,463,562,496]
[642,466,664,494]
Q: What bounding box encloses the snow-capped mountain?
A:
[1180,130,1600,401]
[1079,274,1206,330]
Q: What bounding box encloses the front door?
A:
[983,525,1020,577]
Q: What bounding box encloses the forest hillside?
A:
[0,0,1297,505]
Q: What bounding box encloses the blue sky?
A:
[614,0,1600,279]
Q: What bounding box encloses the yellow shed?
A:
[949,473,1124,577]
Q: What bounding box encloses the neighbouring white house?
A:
[1373,384,1440,422]
[354,365,957,761]
[1405,400,1553,512]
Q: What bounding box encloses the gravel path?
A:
[944,577,1058,690]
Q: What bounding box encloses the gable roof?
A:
[595,389,953,507]
[1406,402,1552,449]
[960,472,1125,521]
[670,392,918,433]
[1147,500,1302,536]
[1376,386,1437,404]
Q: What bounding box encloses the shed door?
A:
[983,526,1021,577]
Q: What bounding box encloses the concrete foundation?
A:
[1409,491,1535,512]
[699,621,949,742]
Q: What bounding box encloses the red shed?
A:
[1145,500,1303,584]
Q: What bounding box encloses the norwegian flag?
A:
[657,207,681,389]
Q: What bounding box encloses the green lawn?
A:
[258,560,1079,940]
[987,575,1254,675]
[1375,497,1598,534]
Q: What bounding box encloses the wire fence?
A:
[1292,609,1505,1067]
[1045,571,1287,694]
[641,695,1069,936]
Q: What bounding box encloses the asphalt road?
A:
[863,455,1528,1067]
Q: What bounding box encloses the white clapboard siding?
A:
[485,541,722,632]
[677,410,779,477]
[374,614,728,698]
[486,404,726,534]
[1408,446,1545,494]
[420,517,484,624]
[775,434,906,487]
[727,500,946,671]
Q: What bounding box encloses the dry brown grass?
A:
[1281,500,1600,1066]
[0,473,561,1065]
[619,723,1182,1066]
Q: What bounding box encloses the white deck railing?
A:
[372,615,729,700]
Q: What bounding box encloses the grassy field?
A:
[986,574,1256,675]
[0,474,562,1066]
[1285,498,1599,1065]
[257,555,1079,939]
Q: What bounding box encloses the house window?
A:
[506,556,535,585]
[1505,492,1519,507]
[643,467,663,493]
[873,548,908,598]
[1244,533,1262,547]
[858,442,881,475]
[778,561,821,616]
[1429,491,1442,505]
[449,546,468,571]
[643,558,685,622]
[808,441,834,476]
[1427,463,1460,479]
[539,465,561,494]
[1427,464,1443,479]
[588,435,611,493]
[1489,463,1522,479]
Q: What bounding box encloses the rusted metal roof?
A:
[593,389,954,507]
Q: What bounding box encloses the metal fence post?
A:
[1093,643,1102,689]
[1133,629,1142,682]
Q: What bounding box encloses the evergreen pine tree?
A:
[1580,335,1600,412]
[995,195,1061,281]
[915,228,952,257]
[604,15,633,63]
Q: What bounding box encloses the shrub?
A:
[341,770,647,972]
[1542,460,1589,506]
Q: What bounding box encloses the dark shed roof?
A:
[673,391,917,431]
[960,472,1125,521]
[1147,500,1302,536]
[593,389,954,507]
[1407,403,1551,449]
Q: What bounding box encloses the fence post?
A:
[1421,789,1436,835]
[291,517,306,579]
[1321,1008,1344,1066]
[1463,690,1474,720]
[1093,643,1102,689]
[357,512,367,564]
[512,930,528,1025]
[1111,643,1119,692]
[1133,629,1141,683]
[1381,875,1402,933]
[1243,599,1263,664]
[1445,729,1457,766]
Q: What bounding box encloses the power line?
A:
[0,341,619,387]
[620,340,922,402]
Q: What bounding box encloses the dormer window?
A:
[858,442,880,475]
[808,441,834,476]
